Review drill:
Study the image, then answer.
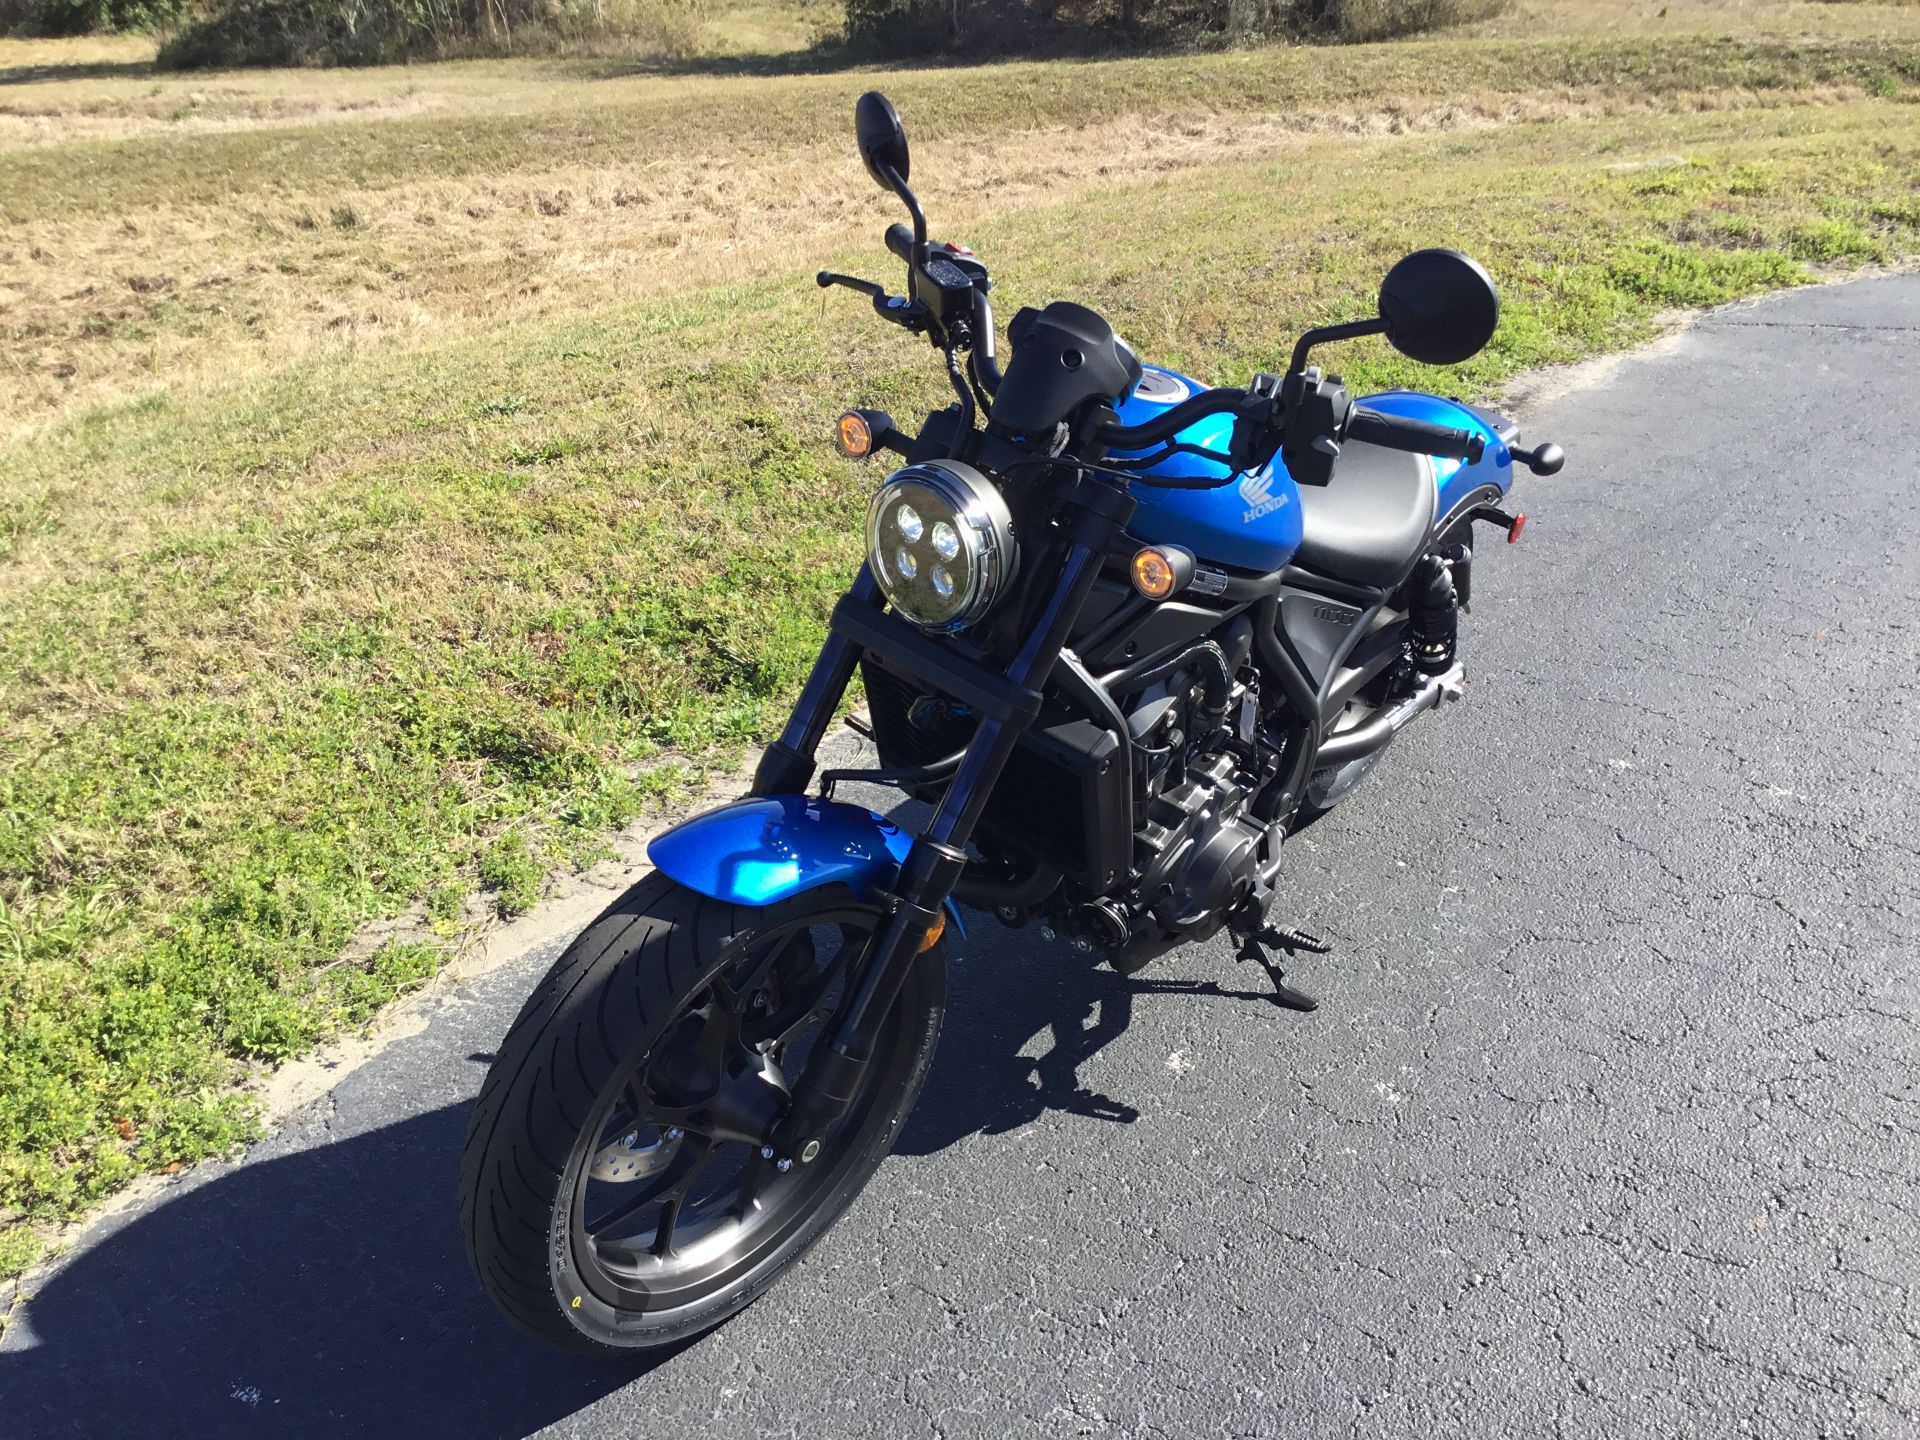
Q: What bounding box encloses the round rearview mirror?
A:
[855,91,910,189]
[1377,249,1500,366]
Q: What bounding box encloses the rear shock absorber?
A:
[1409,553,1458,674]
[1443,540,1472,612]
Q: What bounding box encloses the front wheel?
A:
[460,873,945,1353]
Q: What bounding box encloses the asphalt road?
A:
[4,277,1918,1439]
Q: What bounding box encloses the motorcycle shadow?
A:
[0,871,1215,1436]
[894,921,1143,1156]
[0,1102,655,1440]
[858,785,1143,1152]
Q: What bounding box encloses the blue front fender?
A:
[648,794,963,933]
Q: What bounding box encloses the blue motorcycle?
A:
[460,92,1565,1352]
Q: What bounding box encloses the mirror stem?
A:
[1287,316,1387,376]
[876,163,928,253]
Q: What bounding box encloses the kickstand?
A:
[1233,925,1332,1013]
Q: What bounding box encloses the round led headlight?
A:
[864,460,1017,632]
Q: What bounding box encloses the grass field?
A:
[4,0,1920,1277]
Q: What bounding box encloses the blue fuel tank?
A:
[1111,368,1514,575]
[1110,366,1304,573]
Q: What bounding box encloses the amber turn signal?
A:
[836,411,874,458]
[1131,546,1183,600]
[917,911,946,952]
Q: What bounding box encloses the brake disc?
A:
[589,1124,683,1184]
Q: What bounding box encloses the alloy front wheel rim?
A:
[564,908,896,1314]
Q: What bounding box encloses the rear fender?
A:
[648,794,964,933]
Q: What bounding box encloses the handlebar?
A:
[1093,386,1487,491]
[826,245,1491,477]
[1346,408,1485,463]
[1095,385,1253,453]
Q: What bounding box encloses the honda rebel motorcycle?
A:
[460,92,1564,1353]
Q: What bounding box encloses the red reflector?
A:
[1507,512,1528,544]
[943,241,975,256]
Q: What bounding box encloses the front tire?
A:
[459,873,945,1353]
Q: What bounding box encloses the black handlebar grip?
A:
[1346,408,1486,464]
[885,223,915,262]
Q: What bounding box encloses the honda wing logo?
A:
[1239,469,1289,524]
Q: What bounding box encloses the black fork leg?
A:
[773,487,1132,1162]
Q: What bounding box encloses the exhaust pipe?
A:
[952,859,1060,911]
[1314,661,1464,768]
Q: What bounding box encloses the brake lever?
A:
[816,270,885,299]
[874,293,929,333]
[817,271,929,334]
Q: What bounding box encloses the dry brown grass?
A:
[2,4,1918,437]
[6,5,1917,440]
[7,0,1920,140]
[0,33,156,71]
[1485,0,1920,37]
[0,53,623,146]
[0,89,435,146]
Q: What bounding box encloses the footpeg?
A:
[1232,925,1330,1012]
[1263,925,1331,956]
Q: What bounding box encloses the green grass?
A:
[0,1224,48,1287]
[4,20,1920,1276]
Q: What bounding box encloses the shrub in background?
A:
[159,0,422,65]
[1302,0,1504,42]
[5,0,1494,57]
[842,0,1503,50]
[2,0,189,35]
[157,0,713,66]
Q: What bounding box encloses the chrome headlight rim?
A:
[864,459,1017,633]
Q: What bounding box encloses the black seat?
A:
[1292,442,1436,589]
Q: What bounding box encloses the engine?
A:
[1066,626,1285,973]
[1073,747,1271,969]
[860,623,1286,974]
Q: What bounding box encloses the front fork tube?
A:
[751,567,882,797]
[772,502,1127,1162]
